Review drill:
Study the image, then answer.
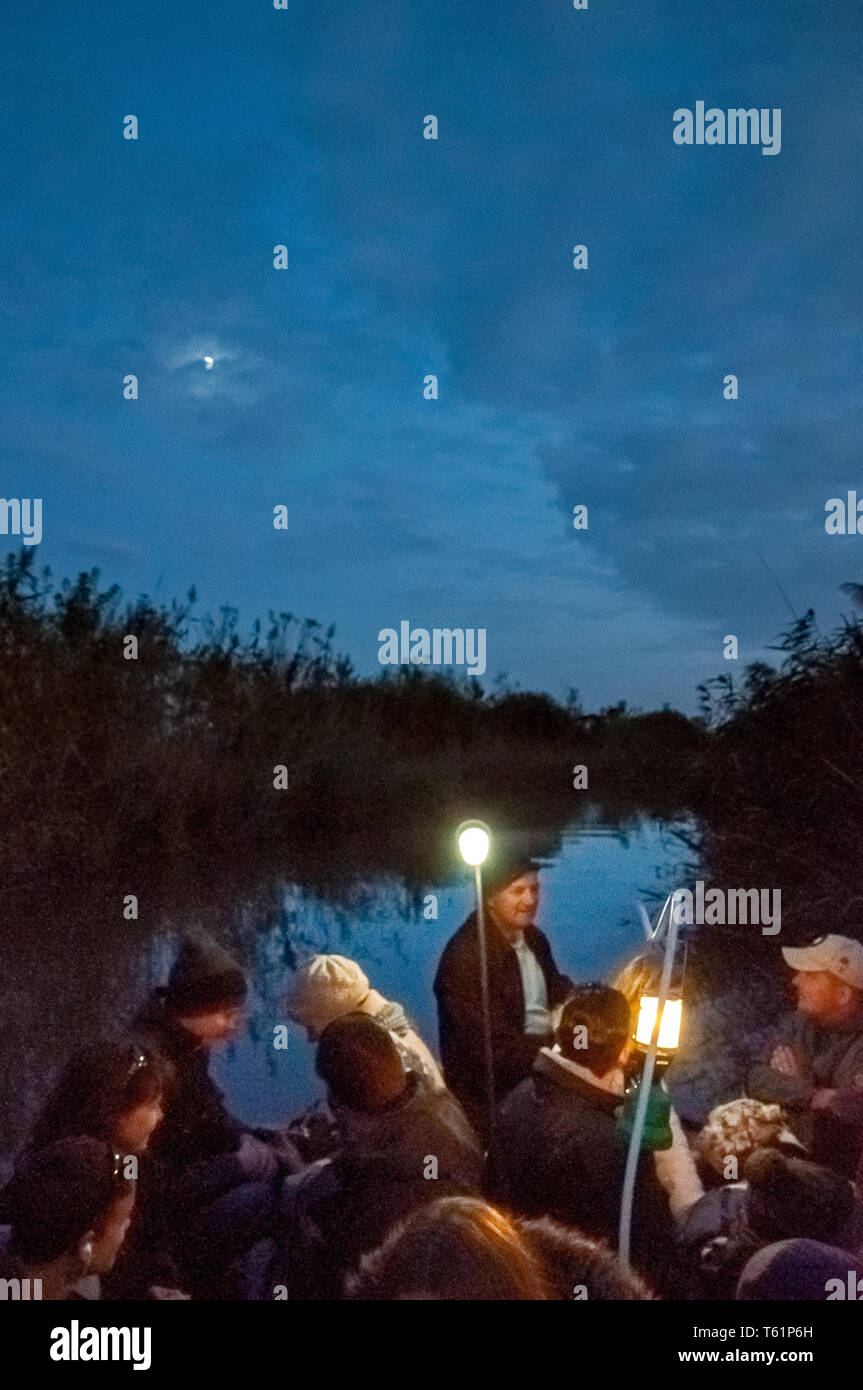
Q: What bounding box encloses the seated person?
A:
[16,1038,183,1299]
[678,1141,859,1300]
[133,932,301,1192]
[346,1196,551,1300]
[434,853,573,1133]
[286,953,445,1090]
[747,935,863,1176]
[0,1137,135,1300]
[517,1215,655,1300]
[736,1237,863,1300]
[132,933,302,1297]
[230,1015,482,1300]
[485,984,683,1295]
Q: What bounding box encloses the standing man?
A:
[433,854,573,1131]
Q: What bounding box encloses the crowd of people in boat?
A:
[2,851,863,1301]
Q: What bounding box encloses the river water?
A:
[0,813,691,1168]
[213,815,691,1126]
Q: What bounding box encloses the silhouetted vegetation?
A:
[691,599,863,944]
[0,551,704,888]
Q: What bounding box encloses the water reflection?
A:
[0,814,692,1170]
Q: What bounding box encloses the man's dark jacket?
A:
[433,911,572,1110]
[485,1049,675,1294]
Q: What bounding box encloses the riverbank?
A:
[0,551,703,888]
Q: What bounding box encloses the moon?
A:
[203,355,214,370]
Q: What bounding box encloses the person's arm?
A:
[652,1103,704,1223]
[435,957,480,1099]
[813,1044,863,1125]
[436,952,537,1101]
[747,1018,815,1108]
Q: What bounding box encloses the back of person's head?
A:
[316,1012,406,1112]
[736,1238,863,1300]
[518,1217,655,1300]
[612,954,662,1013]
[695,1099,803,1181]
[556,984,630,1075]
[29,1039,165,1151]
[3,1137,135,1266]
[346,1196,550,1300]
[744,1147,855,1246]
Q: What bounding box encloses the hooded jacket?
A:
[486,1048,675,1294]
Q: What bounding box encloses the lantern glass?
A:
[635,995,682,1050]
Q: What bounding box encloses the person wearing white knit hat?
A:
[286,954,445,1091]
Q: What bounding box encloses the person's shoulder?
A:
[497,1072,539,1122]
[131,992,169,1042]
[679,1183,748,1245]
[434,916,477,974]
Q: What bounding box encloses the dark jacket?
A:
[675,1183,761,1300]
[485,1049,674,1294]
[747,1008,863,1175]
[132,992,244,1172]
[100,1154,184,1300]
[433,912,572,1111]
[243,1072,482,1300]
[676,1165,863,1300]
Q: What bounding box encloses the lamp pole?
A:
[457,821,496,1145]
[474,861,496,1145]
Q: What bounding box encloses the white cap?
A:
[782,935,863,991]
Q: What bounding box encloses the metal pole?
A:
[618,893,678,1269]
[475,862,496,1145]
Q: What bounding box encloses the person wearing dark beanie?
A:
[131,933,252,1171]
[164,935,248,1025]
[131,933,300,1297]
[434,846,574,1134]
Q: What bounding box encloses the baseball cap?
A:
[782,935,863,991]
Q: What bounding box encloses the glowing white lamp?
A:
[635,994,682,1051]
[458,824,490,866]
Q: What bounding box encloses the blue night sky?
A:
[2,0,862,711]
